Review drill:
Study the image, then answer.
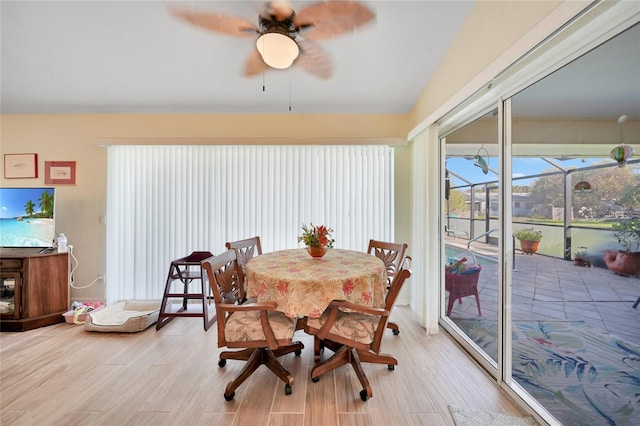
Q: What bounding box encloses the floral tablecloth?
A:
[246,248,387,318]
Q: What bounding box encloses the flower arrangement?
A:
[298,223,334,248]
[514,227,543,242]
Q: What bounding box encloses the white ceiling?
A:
[513,22,640,120]
[0,0,476,115]
[3,2,638,119]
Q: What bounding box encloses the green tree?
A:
[590,167,636,202]
[447,189,468,217]
[38,191,54,218]
[575,166,637,217]
[619,182,640,211]
[531,166,638,219]
[530,173,564,207]
[572,170,604,218]
[513,185,531,193]
[24,200,35,216]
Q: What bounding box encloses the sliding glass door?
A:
[442,108,501,367]
[438,14,639,425]
[508,23,640,425]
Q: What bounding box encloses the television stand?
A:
[0,249,69,331]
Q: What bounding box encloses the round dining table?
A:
[245,248,387,318]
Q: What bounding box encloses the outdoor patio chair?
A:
[445,225,469,239]
[445,262,482,317]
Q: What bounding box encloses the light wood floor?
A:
[0,307,526,425]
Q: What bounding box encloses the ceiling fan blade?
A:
[295,41,333,80]
[244,49,271,78]
[170,7,257,38]
[294,1,374,41]
[264,1,295,22]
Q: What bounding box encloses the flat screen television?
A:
[0,187,56,248]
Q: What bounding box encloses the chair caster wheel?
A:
[224,391,235,401]
[360,390,368,401]
[218,359,226,367]
[285,384,292,395]
[392,329,400,336]
[312,377,320,383]
[388,364,395,371]
[295,349,302,356]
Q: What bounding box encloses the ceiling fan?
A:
[170,1,374,80]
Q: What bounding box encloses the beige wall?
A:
[0,1,587,304]
[409,0,590,129]
[445,117,640,145]
[0,114,410,301]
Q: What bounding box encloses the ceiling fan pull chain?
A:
[289,80,292,112]
[262,71,266,92]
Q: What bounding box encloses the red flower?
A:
[258,282,267,296]
[342,279,355,295]
[276,280,289,296]
[298,223,335,248]
[362,291,372,304]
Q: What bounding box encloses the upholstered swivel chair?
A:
[367,239,408,335]
[202,250,303,401]
[305,257,412,401]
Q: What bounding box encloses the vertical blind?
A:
[106,145,394,303]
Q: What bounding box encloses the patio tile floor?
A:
[446,238,640,344]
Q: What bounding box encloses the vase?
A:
[604,250,640,276]
[307,246,327,258]
[519,239,540,254]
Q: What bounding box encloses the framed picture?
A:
[4,153,38,179]
[45,161,76,185]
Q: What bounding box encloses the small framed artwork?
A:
[4,153,38,179]
[45,161,77,185]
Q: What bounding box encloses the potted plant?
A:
[298,223,334,258]
[611,217,640,252]
[604,218,640,276]
[573,247,591,267]
[514,227,543,254]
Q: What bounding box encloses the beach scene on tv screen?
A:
[0,188,55,247]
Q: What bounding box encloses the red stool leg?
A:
[446,292,456,316]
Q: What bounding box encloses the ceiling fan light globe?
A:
[256,32,299,69]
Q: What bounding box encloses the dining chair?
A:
[202,250,304,401]
[367,239,408,335]
[226,236,262,273]
[305,256,412,401]
[226,236,262,301]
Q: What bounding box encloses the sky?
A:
[446,156,631,188]
[0,188,54,219]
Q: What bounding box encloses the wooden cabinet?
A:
[0,249,69,331]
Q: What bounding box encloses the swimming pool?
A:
[445,245,497,266]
